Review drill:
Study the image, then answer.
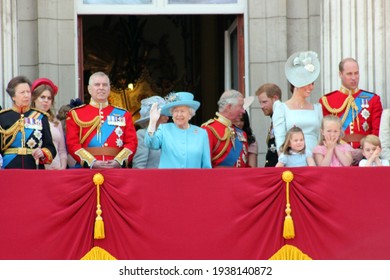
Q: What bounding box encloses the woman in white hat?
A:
[145,91,211,168]
[132,96,168,168]
[273,51,323,154]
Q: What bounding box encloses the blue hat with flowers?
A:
[135,95,166,127]
[285,51,320,87]
[161,92,200,117]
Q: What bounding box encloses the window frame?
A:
[76,0,244,15]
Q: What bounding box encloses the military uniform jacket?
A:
[66,101,137,168]
[202,112,249,168]
[0,106,56,169]
[320,88,383,148]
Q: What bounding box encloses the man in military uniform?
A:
[255,83,282,167]
[320,58,383,149]
[66,72,137,168]
[202,90,249,168]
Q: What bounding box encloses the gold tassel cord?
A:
[0,118,25,151]
[282,171,295,239]
[70,110,101,145]
[321,95,359,129]
[93,173,105,239]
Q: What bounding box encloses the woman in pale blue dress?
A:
[273,51,322,153]
[145,92,211,168]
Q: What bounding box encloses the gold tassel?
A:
[269,245,312,260]
[81,246,117,260]
[93,173,105,239]
[282,171,295,239]
[283,204,295,239]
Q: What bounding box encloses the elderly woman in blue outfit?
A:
[273,51,323,154]
[145,92,212,168]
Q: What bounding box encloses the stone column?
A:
[248,0,321,166]
[322,0,390,107]
[0,0,18,108]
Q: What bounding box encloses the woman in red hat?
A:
[31,78,67,169]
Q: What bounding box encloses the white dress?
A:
[272,100,323,153]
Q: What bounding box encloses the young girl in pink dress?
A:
[313,115,354,166]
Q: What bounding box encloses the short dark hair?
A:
[6,76,32,98]
[339,57,358,72]
[255,83,282,100]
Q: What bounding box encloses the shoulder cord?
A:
[321,95,359,128]
[206,124,234,161]
[70,110,101,145]
[0,118,25,151]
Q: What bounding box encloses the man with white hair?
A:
[202,89,248,168]
[66,72,137,168]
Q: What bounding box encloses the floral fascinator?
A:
[285,51,320,87]
[160,92,200,117]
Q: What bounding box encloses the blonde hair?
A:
[280,126,306,155]
[319,115,344,144]
[360,134,381,149]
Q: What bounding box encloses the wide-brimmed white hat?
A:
[243,96,255,110]
[135,96,166,127]
[285,51,320,87]
[161,92,200,117]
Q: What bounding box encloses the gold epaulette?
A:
[201,119,215,127]
[66,104,86,121]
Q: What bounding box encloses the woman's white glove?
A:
[147,102,161,134]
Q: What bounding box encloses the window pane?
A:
[169,0,237,4]
[83,0,152,4]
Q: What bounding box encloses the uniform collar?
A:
[90,99,109,109]
[215,112,232,127]
[12,105,30,114]
[340,86,359,95]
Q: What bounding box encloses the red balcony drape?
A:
[0,167,388,260]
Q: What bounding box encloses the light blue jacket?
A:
[145,123,212,168]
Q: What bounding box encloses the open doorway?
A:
[79,14,240,125]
